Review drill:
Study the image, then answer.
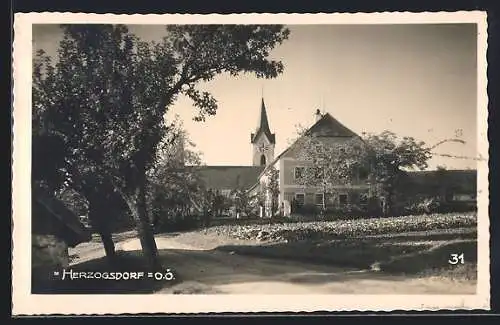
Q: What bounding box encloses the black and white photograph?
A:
[12,12,489,314]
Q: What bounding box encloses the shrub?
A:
[402,197,476,215]
[404,197,441,215]
[324,204,368,219]
[296,203,319,216]
[205,212,477,242]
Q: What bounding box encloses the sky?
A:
[32,23,480,170]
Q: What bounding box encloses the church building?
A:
[250,98,276,167]
[193,98,276,203]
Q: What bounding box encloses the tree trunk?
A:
[321,190,326,219]
[118,184,161,270]
[385,188,394,216]
[88,200,116,262]
[99,229,116,261]
[135,184,161,270]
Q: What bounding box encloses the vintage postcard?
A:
[12,12,489,315]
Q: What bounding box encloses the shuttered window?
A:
[295,193,305,206]
[294,167,305,180]
[314,193,325,207]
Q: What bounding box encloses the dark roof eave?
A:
[194,165,266,190]
[251,129,276,144]
[35,197,92,246]
[246,182,260,194]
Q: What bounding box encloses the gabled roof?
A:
[305,112,358,137]
[257,112,359,179]
[32,185,92,247]
[193,165,265,190]
[251,98,276,144]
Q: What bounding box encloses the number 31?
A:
[448,253,465,265]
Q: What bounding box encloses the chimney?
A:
[315,109,322,122]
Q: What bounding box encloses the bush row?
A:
[205,212,477,243]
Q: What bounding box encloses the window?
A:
[260,155,266,166]
[314,193,325,207]
[325,193,336,207]
[295,193,305,207]
[284,192,295,203]
[339,194,348,205]
[294,166,305,180]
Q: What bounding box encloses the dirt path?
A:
[69,231,138,265]
[92,233,476,295]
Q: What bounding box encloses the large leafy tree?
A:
[33,24,290,268]
[261,166,280,217]
[296,136,368,194]
[363,131,432,215]
[146,118,205,230]
[231,188,250,218]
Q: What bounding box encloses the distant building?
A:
[194,166,265,198]
[398,169,477,210]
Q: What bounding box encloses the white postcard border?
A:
[12,11,490,315]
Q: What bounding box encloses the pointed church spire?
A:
[251,97,275,144]
[257,97,271,134]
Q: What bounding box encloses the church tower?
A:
[251,98,276,166]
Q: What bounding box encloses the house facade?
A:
[255,109,375,217]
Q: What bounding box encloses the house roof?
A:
[304,112,358,138]
[251,98,276,144]
[403,169,477,194]
[193,165,266,190]
[33,185,92,247]
[257,112,359,179]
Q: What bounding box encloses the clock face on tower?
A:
[258,142,268,153]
